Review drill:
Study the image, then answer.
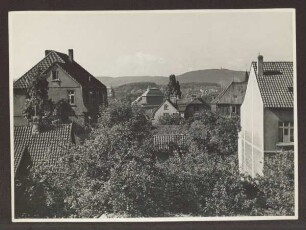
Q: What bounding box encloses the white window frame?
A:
[278,121,294,143]
[68,90,75,105]
[164,104,169,110]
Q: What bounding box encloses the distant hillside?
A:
[97,76,167,87]
[97,69,246,87]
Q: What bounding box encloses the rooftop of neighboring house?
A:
[168,97,210,112]
[211,81,248,105]
[132,87,164,106]
[13,49,106,90]
[142,87,164,97]
[14,123,73,175]
[252,59,293,108]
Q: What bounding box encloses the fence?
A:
[153,134,187,150]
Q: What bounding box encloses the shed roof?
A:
[13,50,106,90]
[252,61,293,108]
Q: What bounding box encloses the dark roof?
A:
[252,62,293,108]
[13,50,106,90]
[176,97,209,112]
[142,87,164,97]
[14,124,72,174]
[212,81,247,105]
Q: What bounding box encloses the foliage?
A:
[164,74,182,99]
[53,99,76,123]
[23,74,50,120]
[187,110,240,156]
[16,102,294,218]
[158,113,184,125]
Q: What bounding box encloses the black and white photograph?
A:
[9,9,297,221]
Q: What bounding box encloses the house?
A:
[14,122,74,178]
[211,73,248,116]
[132,87,164,109]
[238,55,294,177]
[152,97,210,124]
[13,49,107,126]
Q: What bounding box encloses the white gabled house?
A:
[238,55,294,177]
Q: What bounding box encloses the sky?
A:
[9,10,295,79]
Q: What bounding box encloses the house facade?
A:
[238,55,294,177]
[211,73,248,116]
[13,49,107,126]
[152,97,210,124]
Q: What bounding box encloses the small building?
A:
[13,49,108,126]
[132,87,164,109]
[152,97,210,125]
[14,122,74,178]
[238,55,294,177]
[211,73,248,116]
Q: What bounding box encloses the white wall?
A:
[239,65,264,177]
[152,100,178,125]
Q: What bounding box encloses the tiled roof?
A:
[252,62,293,108]
[176,97,209,112]
[14,124,72,174]
[212,81,247,105]
[142,88,164,97]
[13,50,106,90]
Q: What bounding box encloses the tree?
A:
[23,74,50,121]
[165,74,182,99]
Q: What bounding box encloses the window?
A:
[164,104,169,110]
[52,70,59,81]
[68,90,75,105]
[163,112,169,117]
[232,105,236,114]
[278,121,294,143]
[194,105,199,112]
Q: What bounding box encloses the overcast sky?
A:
[9,10,294,79]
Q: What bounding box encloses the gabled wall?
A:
[239,66,264,177]
[153,100,178,125]
[45,65,88,118]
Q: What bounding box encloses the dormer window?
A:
[52,70,59,81]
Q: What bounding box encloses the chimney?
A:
[31,116,41,134]
[68,49,74,62]
[45,50,52,56]
[257,55,264,77]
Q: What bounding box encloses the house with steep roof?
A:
[13,49,107,126]
[132,87,164,109]
[14,123,74,178]
[211,72,248,116]
[152,97,210,125]
[238,55,294,177]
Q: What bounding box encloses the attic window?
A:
[263,70,282,75]
[288,86,293,93]
[52,70,59,81]
[164,104,169,110]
